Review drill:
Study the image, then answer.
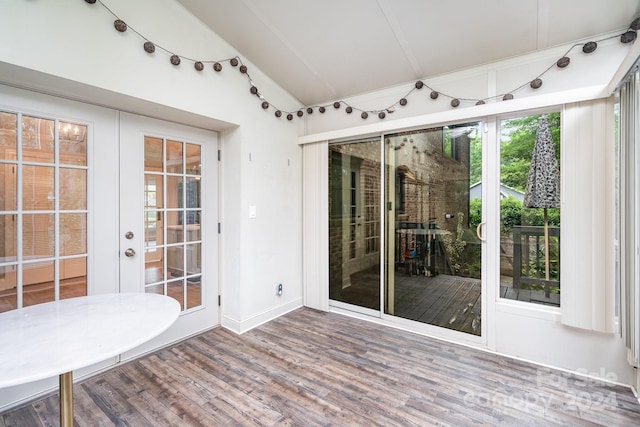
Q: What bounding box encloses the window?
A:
[499,112,561,307]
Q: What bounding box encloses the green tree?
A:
[500,112,560,191]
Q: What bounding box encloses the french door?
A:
[119,112,219,356]
[0,85,219,408]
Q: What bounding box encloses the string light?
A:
[85,0,637,122]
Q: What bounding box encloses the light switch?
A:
[249,205,257,218]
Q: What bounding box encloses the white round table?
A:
[0,293,181,426]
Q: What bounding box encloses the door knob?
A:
[124,248,136,257]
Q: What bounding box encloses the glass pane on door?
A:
[329,137,381,311]
[384,123,482,335]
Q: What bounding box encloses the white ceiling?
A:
[176,0,640,106]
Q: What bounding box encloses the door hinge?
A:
[218,149,221,161]
[218,295,221,306]
[218,222,221,234]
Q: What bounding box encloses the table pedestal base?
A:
[59,372,73,427]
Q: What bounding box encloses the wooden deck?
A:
[337,269,481,335]
[2,307,640,426]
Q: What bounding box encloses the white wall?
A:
[0,0,304,332]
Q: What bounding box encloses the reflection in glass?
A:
[22,116,54,163]
[187,276,202,309]
[60,258,87,300]
[144,247,164,285]
[0,214,16,263]
[168,279,184,310]
[186,143,201,175]
[166,176,182,209]
[23,214,54,259]
[144,137,163,172]
[384,123,482,336]
[166,140,183,174]
[0,112,17,159]
[145,283,164,295]
[185,177,200,209]
[23,260,55,307]
[186,243,201,274]
[145,174,163,209]
[22,165,54,210]
[59,122,87,166]
[60,213,87,256]
[0,265,17,311]
[499,113,561,306]
[60,168,87,210]
[329,137,381,311]
[167,245,184,279]
[0,164,16,211]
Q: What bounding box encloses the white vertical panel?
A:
[302,141,329,311]
[561,98,615,332]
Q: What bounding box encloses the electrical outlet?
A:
[277,283,283,296]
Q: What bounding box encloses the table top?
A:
[0,293,180,388]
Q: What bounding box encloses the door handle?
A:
[476,222,486,242]
[124,248,136,257]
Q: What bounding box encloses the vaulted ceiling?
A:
[176,0,640,106]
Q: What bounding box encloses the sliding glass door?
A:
[329,138,381,313]
[328,123,483,336]
[384,123,483,335]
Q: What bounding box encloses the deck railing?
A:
[511,225,560,298]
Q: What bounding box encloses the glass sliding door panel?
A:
[329,138,381,311]
[384,123,482,335]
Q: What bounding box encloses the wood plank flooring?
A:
[2,307,640,426]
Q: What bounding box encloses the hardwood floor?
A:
[3,307,640,426]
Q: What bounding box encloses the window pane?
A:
[59,122,87,166]
[186,219,200,241]
[0,265,17,311]
[186,243,201,275]
[166,212,182,244]
[0,214,16,263]
[60,168,87,210]
[60,257,87,300]
[23,214,54,259]
[145,174,163,209]
[499,113,561,306]
[145,248,164,285]
[144,137,163,172]
[166,176,182,209]
[186,276,201,309]
[60,213,87,256]
[167,245,184,280]
[22,165,54,211]
[185,177,200,209]
[166,140,183,174]
[22,116,54,163]
[0,163,17,212]
[23,260,55,307]
[145,210,163,247]
[186,143,201,175]
[0,112,17,160]
[167,279,184,310]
